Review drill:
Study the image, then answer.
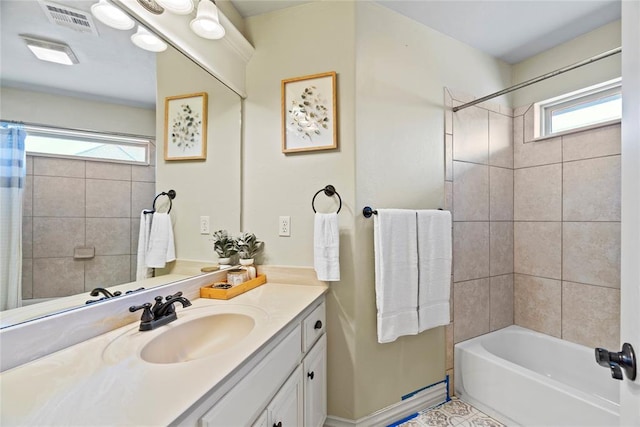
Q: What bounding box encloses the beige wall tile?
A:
[33,217,85,258]
[453,222,489,282]
[149,144,156,166]
[86,218,131,255]
[131,181,156,217]
[499,105,513,117]
[132,165,156,183]
[32,258,84,298]
[514,137,562,169]
[514,222,561,279]
[130,256,138,282]
[562,124,621,162]
[514,164,562,221]
[22,216,32,259]
[513,115,524,146]
[563,156,621,221]
[444,181,452,212]
[22,259,33,299]
[33,176,85,217]
[514,105,531,117]
[524,104,535,142]
[445,134,453,181]
[490,274,514,331]
[86,162,132,181]
[453,106,489,164]
[25,156,33,175]
[23,175,33,216]
[563,222,620,288]
[445,324,454,370]
[489,112,513,168]
[489,167,513,221]
[131,218,140,255]
[490,222,513,276]
[84,255,131,290]
[453,278,490,343]
[86,179,131,218]
[33,157,85,178]
[453,162,489,221]
[514,274,561,337]
[562,281,620,349]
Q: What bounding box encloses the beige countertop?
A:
[0,282,327,426]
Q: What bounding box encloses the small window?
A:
[536,78,621,137]
[2,122,152,165]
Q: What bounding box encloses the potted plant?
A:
[211,230,237,265]
[236,232,263,266]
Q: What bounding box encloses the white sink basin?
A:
[102,304,269,364]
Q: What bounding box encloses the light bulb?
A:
[155,0,193,15]
[131,25,168,52]
[91,0,135,31]
[190,0,225,40]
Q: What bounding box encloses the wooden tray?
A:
[200,274,267,300]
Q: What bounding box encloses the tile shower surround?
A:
[444,90,621,387]
[22,155,156,301]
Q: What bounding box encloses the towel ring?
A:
[312,185,342,214]
[145,190,176,214]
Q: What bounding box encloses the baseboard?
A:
[324,381,447,427]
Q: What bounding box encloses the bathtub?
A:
[455,325,619,426]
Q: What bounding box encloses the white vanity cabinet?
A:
[183,299,326,427]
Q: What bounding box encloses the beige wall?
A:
[511,20,621,107]
[0,86,155,136]
[156,46,242,262]
[243,1,512,420]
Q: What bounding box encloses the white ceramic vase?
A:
[218,257,231,265]
[239,258,256,279]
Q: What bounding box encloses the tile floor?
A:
[397,397,505,427]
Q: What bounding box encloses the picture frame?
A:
[164,92,208,161]
[281,71,337,154]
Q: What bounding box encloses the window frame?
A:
[19,123,152,165]
[535,78,622,138]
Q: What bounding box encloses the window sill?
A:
[528,119,621,144]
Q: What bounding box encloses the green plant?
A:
[211,230,237,258]
[236,232,264,260]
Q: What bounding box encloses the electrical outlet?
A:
[200,216,210,234]
[279,216,291,237]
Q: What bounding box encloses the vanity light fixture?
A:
[21,35,79,65]
[190,0,225,40]
[91,0,135,30]
[155,0,193,15]
[131,25,168,52]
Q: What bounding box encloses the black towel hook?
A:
[312,185,342,214]
[144,189,176,214]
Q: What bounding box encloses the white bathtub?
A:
[455,325,619,426]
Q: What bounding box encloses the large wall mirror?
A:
[0,0,242,328]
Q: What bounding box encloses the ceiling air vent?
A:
[38,0,99,35]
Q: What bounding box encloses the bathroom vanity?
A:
[0,277,327,426]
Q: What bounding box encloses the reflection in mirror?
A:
[0,0,242,328]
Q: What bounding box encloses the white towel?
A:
[314,213,340,281]
[145,213,176,268]
[136,211,153,280]
[374,209,419,343]
[417,210,452,332]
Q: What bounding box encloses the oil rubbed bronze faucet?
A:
[129,291,192,331]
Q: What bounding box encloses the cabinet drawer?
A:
[302,302,325,352]
[199,326,302,427]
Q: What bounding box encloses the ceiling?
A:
[0,0,621,109]
[230,0,621,64]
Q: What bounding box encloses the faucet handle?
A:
[130,303,153,323]
[165,291,183,301]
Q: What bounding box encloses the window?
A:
[536,78,621,137]
[2,122,152,165]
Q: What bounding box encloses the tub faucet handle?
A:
[595,343,636,381]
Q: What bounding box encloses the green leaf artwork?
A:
[287,86,330,141]
[171,103,202,151]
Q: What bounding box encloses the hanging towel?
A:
[416,210,452,332]
[136,211,153,280]
[374,209,419,343]
[314,212,340,281]
[145,212,176,268]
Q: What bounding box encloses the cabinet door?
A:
[269,366,303,427]
[251,410,268,427]
[303,334,327,427]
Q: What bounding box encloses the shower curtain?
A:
[0,123,26,311]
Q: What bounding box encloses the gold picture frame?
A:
[164,92,208,161]
[281,71,337,154]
